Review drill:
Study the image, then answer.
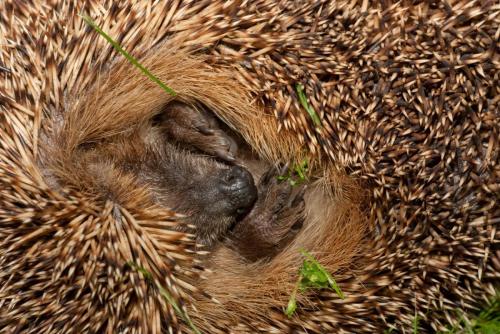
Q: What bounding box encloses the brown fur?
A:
[3,1,498,332]
[39,45,367,332]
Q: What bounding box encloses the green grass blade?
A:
[285,296,297,317]
[157,284,202,334]
[294,158,308,182]
[413,313,419,334]
[80,14,176,97]
[127,262,201,334]
[296,83,321,126]
[300,249,345,299]
[325,271,345,300]
[284,274,302,318]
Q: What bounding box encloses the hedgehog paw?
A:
[229,166,306,261]
[156,101,237,162]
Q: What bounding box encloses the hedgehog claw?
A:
[258,167,277,187]
[195,123,215,135]
[278,162,290,176]
[291,186,306,207]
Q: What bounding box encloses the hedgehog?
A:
[0,1,499,333]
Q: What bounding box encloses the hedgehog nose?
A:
[220,166,257,215]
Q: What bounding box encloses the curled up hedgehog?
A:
[0,1,499,333]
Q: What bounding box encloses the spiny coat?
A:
[0,1,498,333]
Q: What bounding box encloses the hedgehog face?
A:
[145,141,258,246]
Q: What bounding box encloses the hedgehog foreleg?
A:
[155,101,237,162]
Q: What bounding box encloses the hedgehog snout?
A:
[219,165,257,217]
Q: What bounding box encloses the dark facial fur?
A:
[140,141,257,246]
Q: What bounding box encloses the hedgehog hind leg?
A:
[154,101,238,162]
